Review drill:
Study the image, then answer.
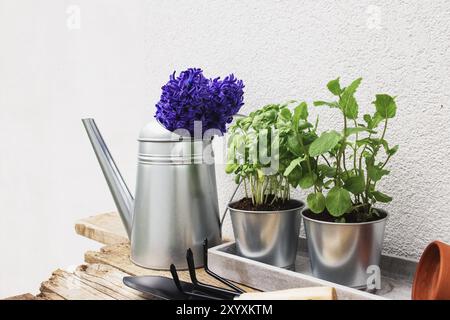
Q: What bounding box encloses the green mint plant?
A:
[225,102,317,206]
[303,77,398,221]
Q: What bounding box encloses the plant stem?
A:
[353,120,359,174]
[321,155,331,167]
[381,118,388,141]
[380,155,392,169]
[297,133,315,193]
[243,178,249,198]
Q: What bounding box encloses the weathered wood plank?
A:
[85,243,254,293]
[75,212,128,245]
[40,269,115,300]
[73,264,154,300]
[37,291,65,300]
[3,293,36,300]
[38,264,156,300]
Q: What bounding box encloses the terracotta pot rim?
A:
[412,240,448,300]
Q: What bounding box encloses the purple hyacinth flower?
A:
[155,68,244,136]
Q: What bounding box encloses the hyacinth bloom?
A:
[155,68,244,136]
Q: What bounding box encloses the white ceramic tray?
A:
[208,238,416,300]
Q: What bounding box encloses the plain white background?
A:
[1,0,450,298]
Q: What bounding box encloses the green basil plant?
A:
[225,102,317,206]
[225,77,397,222]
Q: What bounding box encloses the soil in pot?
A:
[302,205,387,223]
[230,196,301,211]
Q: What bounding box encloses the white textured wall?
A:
[144,0,450,259]
[0,0,449,297]
[0,0,148,297]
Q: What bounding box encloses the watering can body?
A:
[83,119,221,270]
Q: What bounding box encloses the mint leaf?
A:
[387,145,399,156]
[371,191,393,203]
[367,164,390,182]
[373,94,397,119]
[326,187,352,217]
[318,164,336,178]
[299,173,316,189]
[309,130,342,157]
[340,78,362,120]
[307,192,326,213]
[313,101,340,108]
[327,78,342,96]
[344,175,366,194]
[345,127,377,137]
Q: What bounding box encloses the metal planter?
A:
[228,200,304,269]
[302,209,388,289]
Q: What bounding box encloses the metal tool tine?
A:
[203,239,245,294]
[169,264,221,300]
[186,249,238,298]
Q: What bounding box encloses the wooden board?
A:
[39,264,154,300]
[75,212,128,245]
[3,293,36,300]
[84,242,253,293]
[4,212,254,300]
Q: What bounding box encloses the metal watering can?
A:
[82,118,221,270]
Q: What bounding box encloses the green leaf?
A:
[298,120,313,130]
[307,192,326,213]
[363,114,372,127]
[373,94,397,119]
[372,112,384,128]
[324,180,334,189]
[344,175,366,194]
[326,187,352,217]
[344,127,377,137]
[387,145,399,156]
[367,164,390,182]
[341,94,359,119]
[287,166,302,187]
[327,78,342,96]
[339,78,362,120]
[344,78,362,96]
[284,157,304,176]
[313,101,339,108]
[299,173,316,189]
[294,102,308,121]
[280,107,292,120]
[318,164,336,178]
[309,130,342,157]
[371,191,393,203]
[287,135,301,156]
[225,163,238,174]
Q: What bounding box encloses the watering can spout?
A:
[82,118,134,238]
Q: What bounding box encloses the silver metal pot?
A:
[229,200,304,269]
[302,209,388,289]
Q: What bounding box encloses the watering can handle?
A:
[220,181,242,229]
